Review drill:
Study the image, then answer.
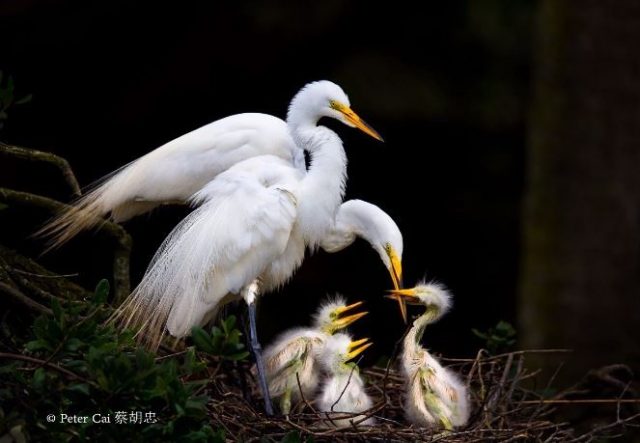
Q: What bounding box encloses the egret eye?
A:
[329,99,341,110]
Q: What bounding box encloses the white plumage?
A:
[38,113,304,249]
[38,80,381,250]
[389,282,470,430]
[110,80,381,347]
[262,296,366,414]
[321,199,403,288]
[316,333,375,427]
[108,81,382,415]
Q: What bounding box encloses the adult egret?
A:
[316,333,375,427]
[388,282,470,430]
[320,199,405,320]
[263,296,366,414]
[110,81,382,415]
[38,81,380,250]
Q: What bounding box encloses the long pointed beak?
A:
[334,300,363,316]
[346,338,372,361]
[386,250,407,323]
[340,107,384,142]
[386,288,421,305]
[332,311,368,330]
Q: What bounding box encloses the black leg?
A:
[247,300,274,416]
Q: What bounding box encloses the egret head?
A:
[318,332,372,373]
[312,296,367,335]
[387,282,452,323]
[288,80,383,141]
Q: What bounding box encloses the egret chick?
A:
[263,297,366,414]
[389,282,470,430]
[316,333,375,427]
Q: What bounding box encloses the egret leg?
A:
[244,282,274,416]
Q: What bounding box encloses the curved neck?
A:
[404,307,440,354]
[292,124,347,248]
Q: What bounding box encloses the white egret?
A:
[316,333,375,427]
[320,199,406,320]
[37,82,380,250]
[388,282,470,430]
[263,297,366,414]
[110,81,382,415]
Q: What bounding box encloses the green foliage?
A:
[0,71,32,131]
[472,320,517,354]
[191,315,250,361]
[0,279,238,442]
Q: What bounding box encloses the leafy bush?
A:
[472,320,517,354]
[0,280,235,442]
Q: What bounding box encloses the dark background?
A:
[1,1,638,382]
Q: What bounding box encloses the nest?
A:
[199,349,640,442]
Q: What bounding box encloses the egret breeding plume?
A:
[37,82,380,250]
[388,282,470,430]
[316,333,375,427]
[263,297,366,414]
[110,81,382,415]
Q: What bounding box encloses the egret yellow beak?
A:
[386,287,421,305]
[386,247,407,323]
[332,101,384,141]
[346,338,372,361]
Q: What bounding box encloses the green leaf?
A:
[66,383,90,396]
[32,368,46,390]
[65,338,84,352]
[226,351,249,361]
[93,279,110,305]
[280,432,302,443]
[190,326,214,354]
[25,339,49,352]
[51,298,62,322]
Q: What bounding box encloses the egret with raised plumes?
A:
[109,81,382,415]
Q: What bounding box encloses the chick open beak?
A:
[339,106,384,142]
[386,288,422,305]
[332,301,368,330]
[346,338,373,361]
[386,248,407,323]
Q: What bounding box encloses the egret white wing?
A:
[39,113,302,249]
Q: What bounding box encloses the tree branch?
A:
[0,187,131,302]
[0,142,81,197]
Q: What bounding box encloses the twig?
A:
[0,187,131,302]
[0,281,52,315]
[0,142,81,197]
[296,371,317,413]
[520,398,640,405]
[0,352,97,386]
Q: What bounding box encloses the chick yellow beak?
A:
[386,287,421,305]
[339,106,384,142]
[346,338,373,361]
[331,301,367,330]
[386,247,407,323]
[333,311,368,330]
